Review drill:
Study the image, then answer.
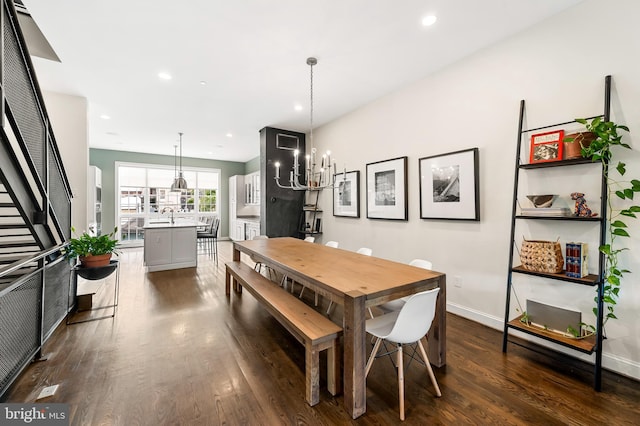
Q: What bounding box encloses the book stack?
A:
[521,207,572,217]
[566,242,588,278]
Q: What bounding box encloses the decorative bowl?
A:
[526,194,557,208]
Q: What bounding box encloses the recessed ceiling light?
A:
[200,80,207,85]
[158,72,172,80]
[422,15,437,27]
[207,151,213,155]
[294,104,303,111]
[100,114,110,120]
[226,133,233,138]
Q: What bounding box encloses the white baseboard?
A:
[446,302,640,381]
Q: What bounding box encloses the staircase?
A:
[1,0,73,398]
[0,184,39,285]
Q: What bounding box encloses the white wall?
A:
[314,0,640,379]
[42,91,89,234]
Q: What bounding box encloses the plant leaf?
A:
[611,220,627,228]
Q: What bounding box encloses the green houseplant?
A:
[65,227,119,268]
[573,117,638,332]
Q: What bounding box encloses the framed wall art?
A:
[333,170,360,218]
[366,156,408,220]
[419,148,479,221]
[529,130,564,164]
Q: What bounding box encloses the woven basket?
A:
[520,239,564,273]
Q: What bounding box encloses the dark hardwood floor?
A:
[3,241,639,425]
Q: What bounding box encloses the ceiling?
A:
[22,0,583,163]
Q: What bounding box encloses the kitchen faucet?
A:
[161,207,175,224]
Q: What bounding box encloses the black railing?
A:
[0,243,70,398]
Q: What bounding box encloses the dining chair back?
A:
[356,247,372,256]
[325,241,339,248]
[304,236,315,243]
[375,259,433,315]
[365,288,442,420]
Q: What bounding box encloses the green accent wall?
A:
[90,148,246,238]
[244,156,260,174]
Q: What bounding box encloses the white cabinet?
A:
[144,225,197,271]
[246,221,260,240]
[244,172,260,205]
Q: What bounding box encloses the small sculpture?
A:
[571,192,597,217]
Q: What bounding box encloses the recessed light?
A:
[200,80,207,85]
[208,151,213,155]
[226,133,233,138]
[294,104,303,111]
[158,72,172,80]
[100,114,111,120]
[422,15,437,27]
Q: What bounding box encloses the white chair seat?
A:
[375,259,432,315]
[365,288,442,421]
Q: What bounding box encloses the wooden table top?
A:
[234,237,444,301]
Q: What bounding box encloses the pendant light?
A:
[171,132,188,191]
[274,57,338,190]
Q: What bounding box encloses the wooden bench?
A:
[225,260,342,406]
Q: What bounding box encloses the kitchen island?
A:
[143,222,197,272]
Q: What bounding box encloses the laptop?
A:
[526,299,582,337]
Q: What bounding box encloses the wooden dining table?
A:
[228,237,446,419]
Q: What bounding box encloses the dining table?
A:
[227,237,446,419]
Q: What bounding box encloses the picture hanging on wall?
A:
[366,156,408,220]
[419,148,480,221]
[333,170,360,218]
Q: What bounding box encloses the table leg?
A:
[344,290,367,419]
[232,244,241,292]
[428,275,447,367]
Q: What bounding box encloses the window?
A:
[116,163,220,245]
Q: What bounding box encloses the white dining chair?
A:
[356,247,373,256]
[365,288,442,421]
[299,240,339,305]
[304,236,315,243]
[374,259,433,316]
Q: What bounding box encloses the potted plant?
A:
[65,227,119,268]
[575,117,638,332]
[562,131,596,159]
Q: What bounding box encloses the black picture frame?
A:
[333,170,360,218]
[419,147,480,220]
[366,156,408,220]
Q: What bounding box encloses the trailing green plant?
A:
[65,227,119,260]
[575,117,638,329]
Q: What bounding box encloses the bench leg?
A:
[327,338,341,396]
[305,342,320,406]
[225,269,231,295]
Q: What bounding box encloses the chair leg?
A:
[417,339,442,397]
[397,344,405,421]
[299,286,306,298]
[365,337,383,377]
[326,300,333,315]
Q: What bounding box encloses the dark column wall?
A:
[260,127,306,237]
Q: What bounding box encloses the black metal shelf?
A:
[511,266,599,286]
[519,157,597,169]
[502,75,611,392]
[515,215,603,222]
[506,316,596,354]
